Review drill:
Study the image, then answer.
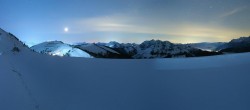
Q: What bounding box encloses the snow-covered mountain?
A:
[31,41,131,58]
[108,42,139,57]
[189,42,225,51]
[134,40,221,58]
[217,36,250,53]
[75,43,128,58]
[86,41,139,58]
[0,28,30,55]
[33,40,222,58]
[134,40,192,58]
[31,41,92,58]
[75,40,222,59]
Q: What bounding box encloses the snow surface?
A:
[1,52,250,110]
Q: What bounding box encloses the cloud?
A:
[68,13,250,43]
[80,15,136,32]
[220,6,247,18]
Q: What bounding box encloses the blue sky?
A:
[0,0,250,46]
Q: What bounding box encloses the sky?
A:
[0,0,250,46]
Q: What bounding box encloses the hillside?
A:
[31,41,92,58]
[0,28,30,55]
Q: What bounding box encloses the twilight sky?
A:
[0,0,250,46]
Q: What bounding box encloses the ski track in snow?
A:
[10,63,40,110]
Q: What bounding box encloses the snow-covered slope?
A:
[76,44,124,58]
[31,41,92,58]
[77,44,119,54]
[0,28,30,55]
[1,50,250,110]
[1,28,250,110]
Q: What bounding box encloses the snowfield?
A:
[1,52,250,110]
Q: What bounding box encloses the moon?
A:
[64,27,69,32]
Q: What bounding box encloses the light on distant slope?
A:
[68,48,93,58]
[31,41,93,58]
[52,52,62,56]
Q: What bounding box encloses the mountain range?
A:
[31,40,223,59]
[31,37,250,59]
[31,36,250,58]
[1,28,250,59]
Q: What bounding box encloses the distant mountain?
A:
[95,41,120,48]
[91,41,139,58]
[189,42,226,51]
[31,41,93,58]
[133,40,221,58]
[75,43,130,58]
[32,39,222,59]
[76,40,222,58]
[0,28,30,55]
[217,36,250,53]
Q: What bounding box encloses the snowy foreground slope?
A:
[1,52,250,110]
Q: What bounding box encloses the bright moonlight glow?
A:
[64,27,69,32]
